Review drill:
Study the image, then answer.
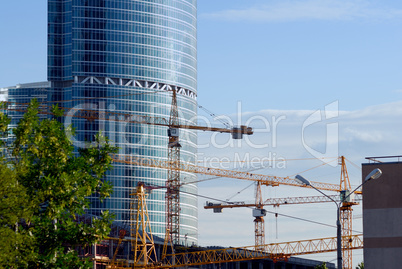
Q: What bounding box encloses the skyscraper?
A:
[48,0,198,244]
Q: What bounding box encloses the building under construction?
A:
[83,239,336,269]
[76,183,336,269]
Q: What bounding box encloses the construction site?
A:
[2,91,367,269]
[2,1,396,268]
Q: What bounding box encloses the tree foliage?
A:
[356,261,364,269]
[315,262,328,269]
[0,163,35,267]
[0,100,117,268]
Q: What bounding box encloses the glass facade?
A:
[0,82,50,141]
[0,82,50,162]
[48,0,197,244]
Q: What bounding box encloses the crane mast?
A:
[339,156,358,269]
[254,182,266,251]
[166,89,181,245]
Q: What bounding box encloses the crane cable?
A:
[139,182,362,234]
[198,105,231,128]
[179,188,363,233]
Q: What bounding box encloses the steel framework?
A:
[254,182,265,251]
[166,89,181,245]
[204,194,362,210]
[99,234,363,268]
[338,156,358,269]
[130,183,158,267]
[161,234,363,268]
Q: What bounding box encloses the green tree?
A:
[356,261,364,269]
[315,262,328,269]
[0,163,36,267]
[0,100,117,268]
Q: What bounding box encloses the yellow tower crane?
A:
[203,156,360,269]
[99,186,364,269]
[89,166,363,269]
[112,154,352,254]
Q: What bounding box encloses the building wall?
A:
[362,159,402,269]
[48,0,198,244]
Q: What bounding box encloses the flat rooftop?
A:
[365,155,402,164]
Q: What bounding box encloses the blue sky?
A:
[1,1,401,111]
[197,0,402,112]
[195,1,402,266]
[0,1,47,86]
[1,0,402,266]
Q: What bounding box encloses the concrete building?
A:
[362,156,402,269]
[47,0,198,244]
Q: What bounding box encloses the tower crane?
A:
[112,154,347,252]
[3,96,253,245]
[130,182,158,267]
[4,101,360,268]
[203,156,360,269]
[99,171,362,269]
[100,183,364,269]
[161,89,252,245]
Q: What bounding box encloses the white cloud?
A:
[197,100,402,180]
[202,0,402,23]
[343,127,384,142]
[197,100,401,261]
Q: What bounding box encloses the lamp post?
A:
[295,168,382,269]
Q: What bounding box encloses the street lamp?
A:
[295,168,382,269]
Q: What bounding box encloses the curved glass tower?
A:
[48,0,197,244]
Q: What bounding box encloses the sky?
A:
[1,0,402,267]
[195,1,402,267]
